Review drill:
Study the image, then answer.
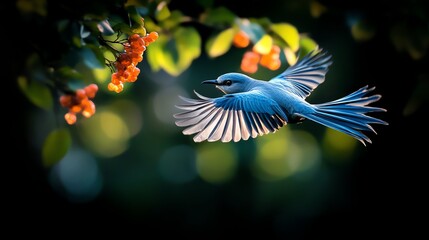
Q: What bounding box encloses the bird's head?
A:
[202,73,254,94]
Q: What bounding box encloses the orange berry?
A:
[110,73,121,85]
[70,105,82,113]
[129,52,143,63]
[131,38,144,49]
[122,70,130,80]
[118,54,132,66]
[65,112,77,125]
[241,52,260,73]
[76,89,87,100]
[259,54,272,68]
[241,62,258,73]
[82,100,96,118]
[233,30,250,48]
[243,51,260,64]
[149,31,159,41]
[84,84,98,99]
[259,45,281,69]
[129,33,141,42]
[271,45,281,54]
[114,83,124,93]
[143,32,158,46]
[266,58,281,70]
[108,83,115,91]
[108,82,124,93]
[59,95,72,107]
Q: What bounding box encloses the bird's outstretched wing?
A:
[269,48,332,99]
[174,91,288,142]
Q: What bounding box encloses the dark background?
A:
[6,0,428,238]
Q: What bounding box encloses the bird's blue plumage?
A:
[174,49,388,145]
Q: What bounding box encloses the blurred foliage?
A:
[17,0,322,167]
[313,0,429,59]
[42,128,72,166]
[12,0,429,235]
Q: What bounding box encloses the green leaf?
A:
[143,17,161,33]
[18,76,53,110]
[131,24,147,35]
[160,10,184,30]
[175,27,201,71]
[42,128,72,167]
[146,38,163,72]
[175,27,201,59]
[126,5,144,26]
[80,47,104,69]
[205,28,235,58]
[271,23,300,52]
[109,14,134,35]
[253,34,273,55]
[111,22,133,35]
[298,36,318,58]
[160,39,181,75]
[196,0,213,8]
[56,66,83,80]
[155,1,171,21]
[147,28,201,76]
[147,35,181,75]
[200,7,236,26]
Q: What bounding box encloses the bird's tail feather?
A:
[297,86,388,145]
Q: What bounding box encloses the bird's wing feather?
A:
[269,48,332,99]
[174,90,288,142]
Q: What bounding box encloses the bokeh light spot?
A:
[322,128,357,162]
[92,66,111,84]
[79,108,130,157]
[153,86,187,125]
[109,100,143,137]
[254,129,321,181]
[158,145,197,184]
[257,138,290,179]
[50,148,103,202]
[100,111,130,141]
[196,143,237,184]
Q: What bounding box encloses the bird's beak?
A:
[201,79,219,85]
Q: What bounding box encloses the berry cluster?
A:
[232,30,282,73]
[108,32,158,93]
[59,84,98,125]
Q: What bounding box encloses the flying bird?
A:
[174,49,388,145]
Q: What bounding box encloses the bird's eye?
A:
[224,80,232,86]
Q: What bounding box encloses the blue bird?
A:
[174,49,388,145]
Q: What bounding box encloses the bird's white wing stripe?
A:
[183,107,221,135]
[232,110,242,142]
[193,108,224,142]
[174,101,213,112]
[250,112,263,136]
[220,110,233,142]
[255,113,270,135]
[175,104,215,126]
[208,109,229,142]
[175,91,287,142]
[238,110,250,140]
[260,114,276,132]
[246,112,259,138]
